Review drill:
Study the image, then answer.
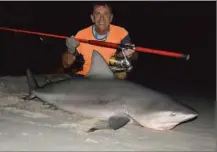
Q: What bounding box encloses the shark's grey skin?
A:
[24,50,198,132]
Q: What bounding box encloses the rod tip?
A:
[184,54,190,60]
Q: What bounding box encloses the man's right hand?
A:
[66,35,80,54]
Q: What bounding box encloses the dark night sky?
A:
[0,1,216,98]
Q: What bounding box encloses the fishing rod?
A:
[0,26,190,60]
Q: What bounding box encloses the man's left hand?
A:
[124,49,135,58]
[123,44,136,58]
[116,44,136,58]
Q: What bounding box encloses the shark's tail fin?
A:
[23,68,39,101]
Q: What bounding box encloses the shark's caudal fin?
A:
[23,68,39,101]
[86,50,116,79]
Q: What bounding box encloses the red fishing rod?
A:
[0,26,190,60]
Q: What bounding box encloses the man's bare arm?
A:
[62,51,76,68]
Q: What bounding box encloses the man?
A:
[62,3,137,79]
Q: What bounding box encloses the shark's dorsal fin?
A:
[86,50,116,79]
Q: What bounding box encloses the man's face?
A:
[91,5,113,33]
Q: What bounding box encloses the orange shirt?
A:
[74,24,129,75]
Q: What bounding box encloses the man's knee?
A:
[115,72,127,80]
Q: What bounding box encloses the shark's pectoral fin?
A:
[87,113,131,132]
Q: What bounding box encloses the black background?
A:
[0,1,215,98]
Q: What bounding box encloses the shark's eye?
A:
[170,112,176,117]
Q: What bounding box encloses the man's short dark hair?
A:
[92,2,113,14]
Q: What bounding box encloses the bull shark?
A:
[24,50,198,132]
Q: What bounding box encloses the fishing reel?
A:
[109,48,133,73]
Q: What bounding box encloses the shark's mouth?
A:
[144,114,198,131]
[145,122,179,131]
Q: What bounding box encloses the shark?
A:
[24,50,198,132]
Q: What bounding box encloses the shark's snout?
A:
[183,112,198,122]
[138,110,198,131]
